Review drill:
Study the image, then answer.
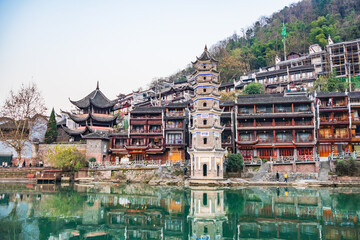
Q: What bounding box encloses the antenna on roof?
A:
[96,81,99,90]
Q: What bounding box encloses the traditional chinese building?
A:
[316,92,351,159]
[164,102,189,163]
[62,82,117,141]
[189,46,226,180]
[349,92,360,154]
[236,93,316,162]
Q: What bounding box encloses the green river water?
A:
[0,183,359,240]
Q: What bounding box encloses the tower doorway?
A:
[203,164,207,176]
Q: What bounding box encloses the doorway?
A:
[203,164,207,176]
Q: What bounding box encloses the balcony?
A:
[113,144,126,149]
[238,135,255,142]
[258,134,273,143]
[353,117,360,122]
[131,128,146,134]
[148,143,163,149]
[295,134,313,142]
[166,111,185,117]
[294,120,312,126]
[166,139,183,145]
[256,106,272,114]
[319,133,350,139]
[275,121,292,127]
[274,106,291,113]
[256,121,273,127]
[166,123,183,129]
[294,105,311,112]
[276,137,293,143]
[238,122,254,127]
[239,108,254,114]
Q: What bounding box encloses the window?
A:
[203,76,206,80]
[203,138,207,144]
[203,120,207,125]
[203,66,206,69]
[203,102,207,107]
[203,88,206,92]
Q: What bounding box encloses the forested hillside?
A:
[165,0,360,84]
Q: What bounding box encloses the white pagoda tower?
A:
[189,46,226,180]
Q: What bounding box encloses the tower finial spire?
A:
[204,45,208,51]
[96,81,99,90]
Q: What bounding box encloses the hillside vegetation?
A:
[166,0,360,83]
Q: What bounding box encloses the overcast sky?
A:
[0,0,300,115]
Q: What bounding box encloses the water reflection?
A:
[0,183,359,239]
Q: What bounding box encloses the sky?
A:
[0,0,300,115]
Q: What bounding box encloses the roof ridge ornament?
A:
[204,45,208,51]
[96,81,99,90]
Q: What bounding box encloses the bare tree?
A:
[0,83,47,165]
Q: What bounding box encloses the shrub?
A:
[88,157,96,163]
[225,153,244,172]
[47,144,87,172]
[336,158,359,176]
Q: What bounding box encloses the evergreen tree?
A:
[244,82,265,95]
[45,108,58,143]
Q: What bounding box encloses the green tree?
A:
[225,153,244,172]
[308,70,347,93]
[244,82,265,94]
[44,108,57,144]
[47,144,87,172]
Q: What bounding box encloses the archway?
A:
[203,164,207,177]
[217,164,220,177]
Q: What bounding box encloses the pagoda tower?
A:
[62,82,117,141]
[188,188,227,239]
[189,46,226,180]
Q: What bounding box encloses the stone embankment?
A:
[75,166,185,186]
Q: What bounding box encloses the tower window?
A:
[203,66,206,69]
[203,102,207,107]
[203,88,206,92]
[203,120,207,125]
[203,138,207,144]
[203,76,206,80]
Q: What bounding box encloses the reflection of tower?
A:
[188,188,227,240]
[189,46,226,180]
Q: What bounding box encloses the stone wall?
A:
[75,166,184,185]
[271,162,319,173]
[85,139,109,163]
[36,143,86,167]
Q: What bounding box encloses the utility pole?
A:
[282,19,287,61]
[348,62,352,92]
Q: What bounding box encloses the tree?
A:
[244,82,265,94]
[308,70,348,93]
[44,108,57,144]
[47,144,87,172]
[225,153,244,172]
[0,83,46,165]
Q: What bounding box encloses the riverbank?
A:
[1,167,360,187]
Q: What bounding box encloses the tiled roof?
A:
[131,107,164,113]
[317,92,347,97]
[69,85,116,109]
[349,91,360,98]
[81,132,109,140]
[90,113,117,122]
[237,93,311,104]
[61,126,88,135]
[219,81,234,88]
[256,65,314,78]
